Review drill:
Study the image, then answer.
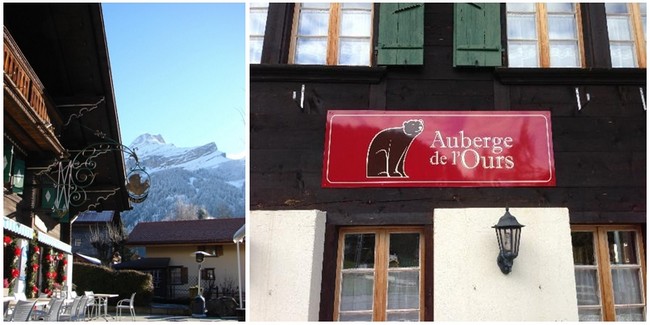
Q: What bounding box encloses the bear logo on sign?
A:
[366,119,424,178]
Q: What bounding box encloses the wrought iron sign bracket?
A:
[35,131,150,217]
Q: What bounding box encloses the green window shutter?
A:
[4,145,13,184]
[377,3,424,65]
[453,3,502,67]
[12,158,25,195]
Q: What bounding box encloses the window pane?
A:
[615,307,645,321]
[295,38,327,64]
[578,308,602,322]
[339,312,373,321]
[574,269,601,306]
[302,2,330,10]
[387,270,419,310]
[298,11,329,36]
[607,231,638,265]
[507,3,535,12]
[572,232,596,265]
[507,14,537,39]
[605,3,629,14]
[250,38,263,64]
[389,233,420,268]
[340,272,374,311]
[607,17,634,41]
[250,11,268,35]
[387,310,420,322]
[342,3,372,10]
[547,3,574,13]
[340,11,371,37]
[508,41,539,67]
[610,43,637,67]
[339,38,370,66]
[611,268,643,304]
[548,15,577,39]
[550,41,580,67]
[343,234,375,269]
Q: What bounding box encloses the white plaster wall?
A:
[433,207,578,321]
[249,210,326,321]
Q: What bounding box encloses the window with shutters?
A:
[289,3,373,66]
[571,225,646,321]
[506,3,584,68]
[333,227,424,321]
[605,3,646,68]
[250,2,269,64]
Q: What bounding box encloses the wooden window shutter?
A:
[453,3,502,67]
[377,3,424,65]
[181,267,188,284]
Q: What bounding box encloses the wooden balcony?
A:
[4,26,66,157]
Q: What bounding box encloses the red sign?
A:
[322,110,556,187]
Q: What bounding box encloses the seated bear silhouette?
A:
[367,119,424,177]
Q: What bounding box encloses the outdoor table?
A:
[92,293,119,319]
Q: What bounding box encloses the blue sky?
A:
[102,3,246,157]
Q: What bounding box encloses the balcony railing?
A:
[4,27,52,126]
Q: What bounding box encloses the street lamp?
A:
[190,251,212,317]
[492,208,524,275]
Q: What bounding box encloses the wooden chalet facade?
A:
[249,3,646,322]
[4,3,132,298]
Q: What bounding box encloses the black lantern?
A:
[492,208,524,274]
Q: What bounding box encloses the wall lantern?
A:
[492,208,524,274]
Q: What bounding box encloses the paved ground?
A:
[88,314,240,322]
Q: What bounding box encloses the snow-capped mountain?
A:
[120,134,245,232]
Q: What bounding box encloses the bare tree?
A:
[88,222,127,264]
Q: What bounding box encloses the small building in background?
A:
[121,218,245,301]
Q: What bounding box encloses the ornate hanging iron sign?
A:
[37,133,150,217]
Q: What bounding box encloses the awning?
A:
[4,217,72,254]
[74,253,102,265]
[3,216,33,238]
[37,231,71,254]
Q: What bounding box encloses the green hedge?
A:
[72,262,153,306]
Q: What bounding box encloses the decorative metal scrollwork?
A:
[36,135,150,216]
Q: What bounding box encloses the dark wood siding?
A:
[251,3,645,320]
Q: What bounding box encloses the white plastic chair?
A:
[116,292,136,321]
[8,300,36,321]
[58,295,85,321]
[84,291,99,319]
[34,298,65,321]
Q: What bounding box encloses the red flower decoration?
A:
[63,259,68,266]
[14,247,21,257]
[34,246,40,254]
[62,276,67,281]
[32,285,38,293]
[32,264,39,271]
[46,254,54,262]
[11,269,19,278]
[4,236,11,246]
[57,253,64,260]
